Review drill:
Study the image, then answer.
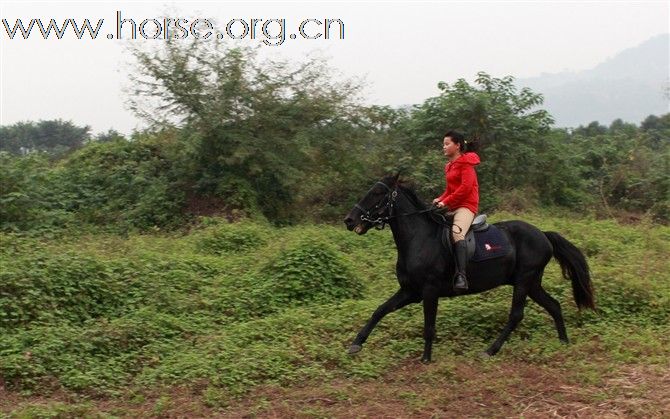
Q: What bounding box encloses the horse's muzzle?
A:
[354,224,366,235]
[344,216,369,235]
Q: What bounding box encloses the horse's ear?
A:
[393,172,401,186]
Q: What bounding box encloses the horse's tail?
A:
[544,231,596,310]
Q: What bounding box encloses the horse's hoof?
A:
[479,351,493,359]
[420,357,431,364]
[348,344,362,355]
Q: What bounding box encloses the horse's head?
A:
[344,174,400,235]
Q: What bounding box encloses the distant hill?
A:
[518,34,669,128]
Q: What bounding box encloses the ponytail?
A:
[462,138,479,153]
[444,130,479,153]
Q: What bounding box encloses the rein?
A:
[355,181,436,230]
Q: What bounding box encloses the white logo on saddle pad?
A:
[484,243,502,252]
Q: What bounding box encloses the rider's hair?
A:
[445,130,478,153]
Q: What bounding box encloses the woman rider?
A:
[432,130,480,291]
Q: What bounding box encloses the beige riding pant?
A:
[448,207,475,242]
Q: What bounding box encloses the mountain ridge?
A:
[518,33,669,127]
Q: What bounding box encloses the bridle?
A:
[354,181,435,230]
[354,182,397,229]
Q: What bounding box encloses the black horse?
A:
[343,175,595,362]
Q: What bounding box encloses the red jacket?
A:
[436,152,480,213]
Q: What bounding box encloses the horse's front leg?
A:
[421,286,439,363]
[348,289,418,354]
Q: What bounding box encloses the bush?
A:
[0,152,74,233]
[196,223,268,255]
[258,240,364,306]
[211,239,364,321]
[60,139,186,231]
[0,252,129,328]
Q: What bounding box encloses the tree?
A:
[128,40,362,222]
[401,72,554,209]
[0,120,90,155]
[94,129,126,143]
[571,120,669,221]
[573,121,608,137]
[608,118,638,136]
[640,113,670,150]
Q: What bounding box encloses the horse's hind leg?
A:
[485,283,529,356]
[529,284,569,343]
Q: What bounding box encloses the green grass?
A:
[1,211,668,416]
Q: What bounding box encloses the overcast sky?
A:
[1,1,668,135]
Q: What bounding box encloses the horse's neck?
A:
[388,195,436,253]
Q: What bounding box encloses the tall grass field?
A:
[1,211,668,417]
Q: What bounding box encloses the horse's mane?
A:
[379,174,430,211]
[396,179,429,211]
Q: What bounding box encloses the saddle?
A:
[432,213,511,262]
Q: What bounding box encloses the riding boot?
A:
[453,240,468,290]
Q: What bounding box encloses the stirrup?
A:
[453,273,468,290]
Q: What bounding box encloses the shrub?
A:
[196,223,268,255]
[0,253,128,328]
[258,240,364,306]
[59,139,186,231]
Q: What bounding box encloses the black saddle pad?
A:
[472,225,511,262]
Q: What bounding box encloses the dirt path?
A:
[219,360,670,418]
[2,359,669,418]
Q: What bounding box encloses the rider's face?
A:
[443,136,460,158]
